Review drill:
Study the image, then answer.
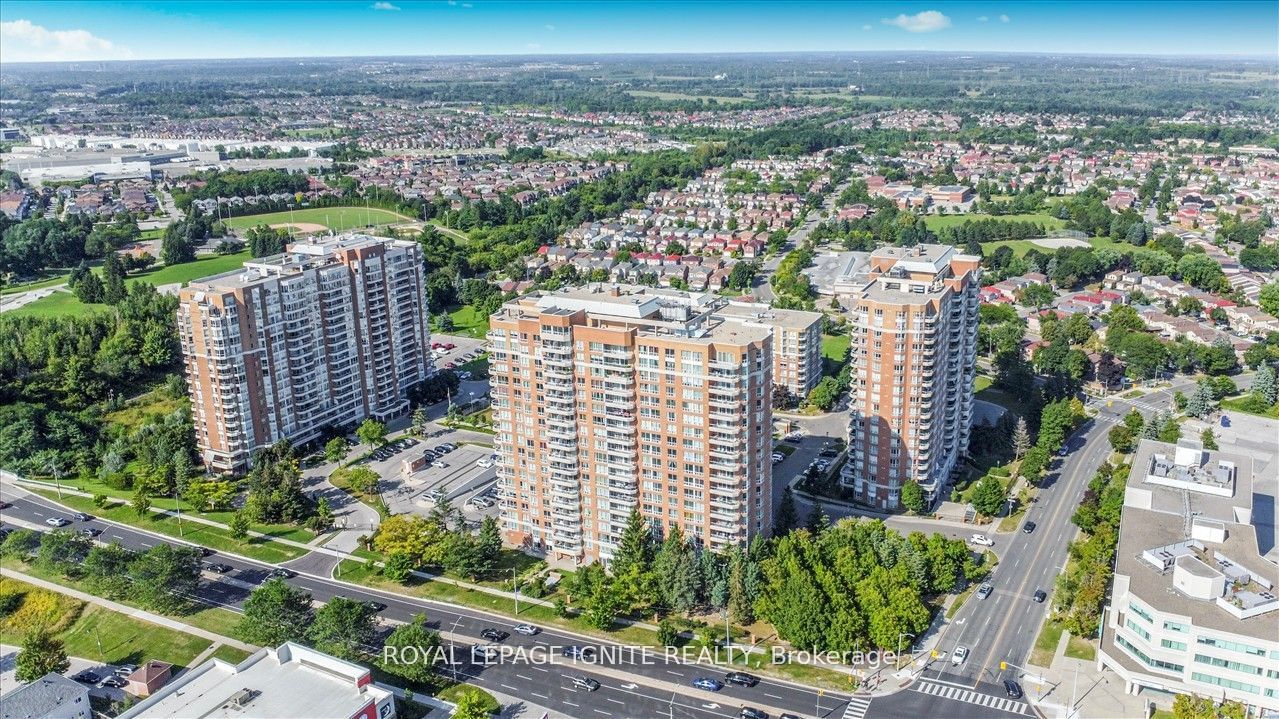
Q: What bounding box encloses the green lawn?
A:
[1030,619,1065,667]
[975,385,1033,420]
[436,685,501,714]
[821,333,850,367]
[974,374,993,393]
[2,290,112,319]
[1222,394,1279,418]
[0,578,213,668]
[981,235,1125,258]
[25,488,308,563]
[446,304,490,339]
[4,252,253,318]
[126,250,251,287]
[209,645,254,665]
[924,213,1068,231]
[225,206,413,232]
[1065,634,1097,661]
[1,271,72,295]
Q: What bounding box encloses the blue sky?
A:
[1,1,1275,63]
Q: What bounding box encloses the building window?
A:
[1193,654,1263,676]
[1190,672,1259,695]
[1196,636,1266,657]
[1127,602,1154,624]
[1115,635,1183,675]
[1160,639,1187,652]
[1124,619,1151,641]
[1162,621,1188,633]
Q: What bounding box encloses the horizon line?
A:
[4,47,1278,67]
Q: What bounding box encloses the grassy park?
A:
[224,206,413,232]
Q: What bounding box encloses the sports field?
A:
[923,213,1067,231]
[224,206,414,232]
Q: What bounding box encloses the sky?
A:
[0,0,1276,63]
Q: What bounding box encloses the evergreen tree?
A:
[612,508,654,577]
[73,271,105,304]
[805,502,830,535]
[653,526,700,613]
[411,407,429,436]
[472,516,502,578]
[1141,411,1164,440]
[1185,379,1215,418]
[1253,364,1277,406]
[1011,416,1031,459]
[773,488,798,535]
[102,250,127,305]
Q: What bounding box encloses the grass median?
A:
[25,488,308,563]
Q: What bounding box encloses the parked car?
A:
[1004,680,1023,699]
[976,583,994,600]
[1033,589,1048,603]
[481,628,510,642]
[740,708,769,719]
[513,624,539,636]
[692,677,724,692]
[440,443,457,452]
[725,672,759,687]
[476,456,496,469]
[569,675,600,691]
[771,453,785,464]
[431,460,449,469]
[99,676,127,689]
[819,448,839,458]
[113,664,137,677]
[73,671,100,684]
[45,517,70,527]
[435,445,453,454]
[784,432,803,442]
[951,646,969,666]
[1022,521,1037,534]
[969,533,994,547]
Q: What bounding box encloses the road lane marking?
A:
[606,698,625,705]
[563,700,578,707]
[516,674,533,681]
[764,693,782,699]
[530,692,547,699]
[500,684,519,692]
[593,710,611,716]
[666,670,682,676]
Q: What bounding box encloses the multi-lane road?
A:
[0,486,849,719]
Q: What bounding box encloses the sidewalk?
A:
[0,567,258,653]
[1027,627,1158,719]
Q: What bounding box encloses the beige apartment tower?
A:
[178,235,432,472]
[839,244,980,509]
[488,285,774,565]
[716,301,824,402]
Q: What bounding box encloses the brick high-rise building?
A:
[839,244,980,509]
[716,301,824,402]
[178,235,432,472]
[487,285,774,565]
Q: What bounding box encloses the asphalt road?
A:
[0,488,850,719]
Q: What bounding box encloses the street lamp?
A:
[897,632,916,670]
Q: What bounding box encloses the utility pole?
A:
[511,568,520,615]
[1068,663,1079,719]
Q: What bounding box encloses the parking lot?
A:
[357,431,500,526]
[431,333,487,374]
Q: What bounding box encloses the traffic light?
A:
[931,650,939,658]
[1000,661,1007,670]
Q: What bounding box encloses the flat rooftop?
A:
[118,643,389,719]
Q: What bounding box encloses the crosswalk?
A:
[912,679,1029,716]
[841,695,871,719]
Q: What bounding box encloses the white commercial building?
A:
[1099,440,1279,714]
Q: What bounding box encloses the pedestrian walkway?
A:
[841,694,871,719]
[912,679,1030,716]
[0,567,257,653]
[1027,622,1160,719]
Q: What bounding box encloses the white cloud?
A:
[0,19,131,63]
[371,2,401,10]
[977,15,989,22]
[999,14,1010,22]
[862,24,872,31]
[881,10,951,33]
[526,42,541,50]
[545,24,555,31]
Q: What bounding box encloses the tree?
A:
[411,407,429,436]
[382,614,441,684]
[1141,411,1164,440]
[15,627,69,682]
[83,542,136,599]
[1158,414,1182,444]
[657,617,680,647]
[1016,283,1056,309]
[132,483,152,518]
[970,475,1007,517]
[35,530,91,576]
[72,271,104,304]
[900,480,925,514]
[472,516,502,579]
[1259,282,1279,316]
[1253,364,1277,406]
[1176,253,1225,292]
[324,437,349,464]
[653,526,700,613]
[1172,694,1246,719]
[356,419,388,448]
[1011,417,1031,459]
[805,377,841,411]
[1107,424,1136,454]
[774,488,800,533]
[805,502,830,534]
[229,510,250,539]
[452,688,493,719]
[1185,379,1215,419]
[1200,427,1219,450]
[245,441,310,525]
[1019,447,1049,483]
[239,579,315,646]
[131,544,202,614]
[308,596,375,659]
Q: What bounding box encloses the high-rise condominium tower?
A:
[839,244,980,509]
[488,285,773,565]
[178,235,432,472]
